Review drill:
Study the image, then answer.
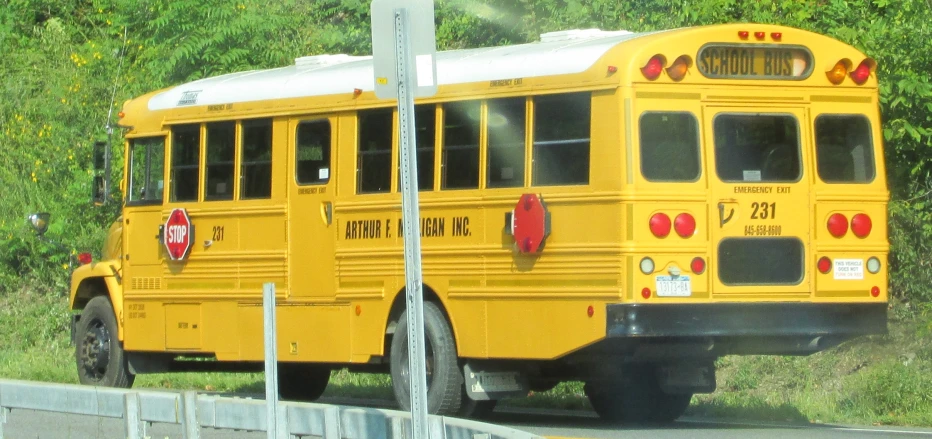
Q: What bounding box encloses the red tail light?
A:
[827,213,848,238]
[817,256,832,274]
[674,213,696,238]
[641,288,652,299]
[78,252,93,265]
[871,286,880,297]
[851,213,872,238]
[649,213,672,238]
[691,257,706,274]
[641,55,664,80]
[850,60,872,85]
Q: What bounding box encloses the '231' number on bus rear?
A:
[751,202,776,220]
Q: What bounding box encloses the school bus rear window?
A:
[639,112,701,181]
[815,115,875,183]
[714,114,801,183]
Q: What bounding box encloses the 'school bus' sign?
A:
[697,44,813,79]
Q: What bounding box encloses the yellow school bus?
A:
[68,23,887,423]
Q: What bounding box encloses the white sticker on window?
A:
[216,182,227,194]
[743,170,762,181]
[834,259,864,280]
[319,168,329,180]
[158,180,164,189]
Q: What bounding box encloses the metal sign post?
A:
[263,282,281,439]
[371,2,436,439]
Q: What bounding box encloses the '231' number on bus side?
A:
[212,226,225,241]
[750,202,777,220]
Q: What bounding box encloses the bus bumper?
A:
[606,302,887,338]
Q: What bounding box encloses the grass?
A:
[3,288,932,426]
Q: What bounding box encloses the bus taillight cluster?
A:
[640,54,692,82]
[826,58,875,85]
[826,212,873,238]
[649,212,696,238]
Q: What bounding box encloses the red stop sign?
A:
[163,208,193,261]
[510,194,550,254]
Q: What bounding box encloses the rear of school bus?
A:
[575,24,888,422]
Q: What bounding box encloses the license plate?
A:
[656,275,691,297]
[833,259,864,280]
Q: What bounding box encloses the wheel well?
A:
[383,284,452,356]
[73,278,109,310]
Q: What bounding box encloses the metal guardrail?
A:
[0,379,543,439]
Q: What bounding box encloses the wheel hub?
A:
[80,320,111,378]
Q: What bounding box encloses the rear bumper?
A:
[606,302,887,338]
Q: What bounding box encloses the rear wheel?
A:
[75,296,135,388]
[584,364,691,424]
[279,363,331,401]
[390,301,463,416]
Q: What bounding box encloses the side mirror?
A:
[93,175,106,205]
[92,140,110,204]
[28,212,51,236]
[93,141,107,172]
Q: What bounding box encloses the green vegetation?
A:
[2,0,932,428]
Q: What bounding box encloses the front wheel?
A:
[390,301,463,416]
[75,296,135,388]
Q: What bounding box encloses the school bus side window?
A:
[170,124,200,202]
[442,100,480,190]
[487,97,526,188]
[815,115,875,183]
[357,109,393,193]
[414,104,436,191]
[296,120,332,185]
[532,92,591,186]
[205,122,235,200]
[241,119,273,199]
[640,112,701,181]
[128,137,165,203]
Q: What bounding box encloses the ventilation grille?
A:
[131,277,162,290]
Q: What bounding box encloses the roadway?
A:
[4,396,932,439]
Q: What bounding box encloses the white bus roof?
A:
[147,29,656,111]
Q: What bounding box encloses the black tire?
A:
[278,363,331,401]
[75,296,135,388]
[390,301,463,416]
[584,364,691,424]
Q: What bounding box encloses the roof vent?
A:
[295,54,363,68]
[540,29,632,43]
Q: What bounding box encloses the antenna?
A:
[95,27,129,205]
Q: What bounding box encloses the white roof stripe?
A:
[147,30,655,111]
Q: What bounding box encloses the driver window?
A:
[128,137,165,203]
